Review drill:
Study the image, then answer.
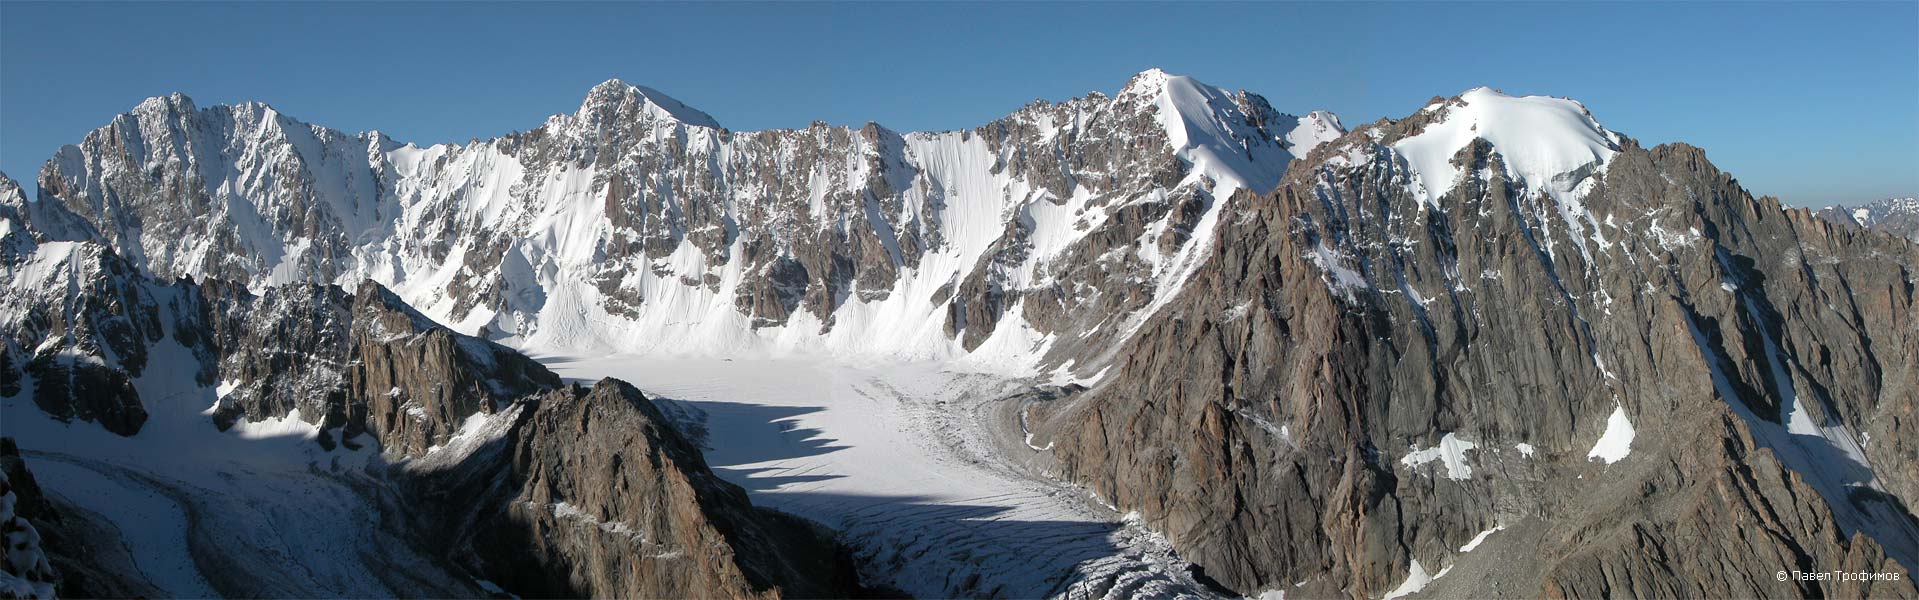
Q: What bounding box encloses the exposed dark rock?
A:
[1,237,159,436]
[401,380,862,599]
[344,282,560,454]
[0,439,60,599]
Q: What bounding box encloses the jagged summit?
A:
[131,91,196,114]
[129,92,288,127]
[1117,67,1177,96]
[577,77,722,129]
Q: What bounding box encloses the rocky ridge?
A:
[33,70,1340,375]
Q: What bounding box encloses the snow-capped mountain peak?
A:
[1282,110,1345,156]
[131,92,196,116]
[1395,86,1623,205]
[1116,68,1298,192]
[1382,87,1626,262]
[1116,67,1178,98]
[577,78,722,129]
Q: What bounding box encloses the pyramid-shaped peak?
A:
[1119,68,1188,96]
[579,78,721,129]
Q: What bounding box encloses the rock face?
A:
[1034,89,1919,597]
[30,70,1338,368]
[344,284,563,453]
[1819,196,1919,243]
[404,380,859,599]
[0,440,58,600]
[186,277,563,452]
[1,175,158,436]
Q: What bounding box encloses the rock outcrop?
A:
[0,439,58,600]
[0,175,157,436]
[403,380,860,599]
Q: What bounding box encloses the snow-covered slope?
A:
[28,70,1338,376]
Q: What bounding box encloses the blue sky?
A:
[3,1,1914,206]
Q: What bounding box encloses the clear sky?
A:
[4,1,1914,207]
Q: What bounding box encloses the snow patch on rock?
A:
[1382,559,1439,600]
[1586,403,1635,464]
[1401,432,1477,480]
[1459,524,1503,553]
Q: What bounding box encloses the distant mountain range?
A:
[1819,196,1919,242]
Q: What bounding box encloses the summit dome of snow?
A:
[1393,86,1623,204]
